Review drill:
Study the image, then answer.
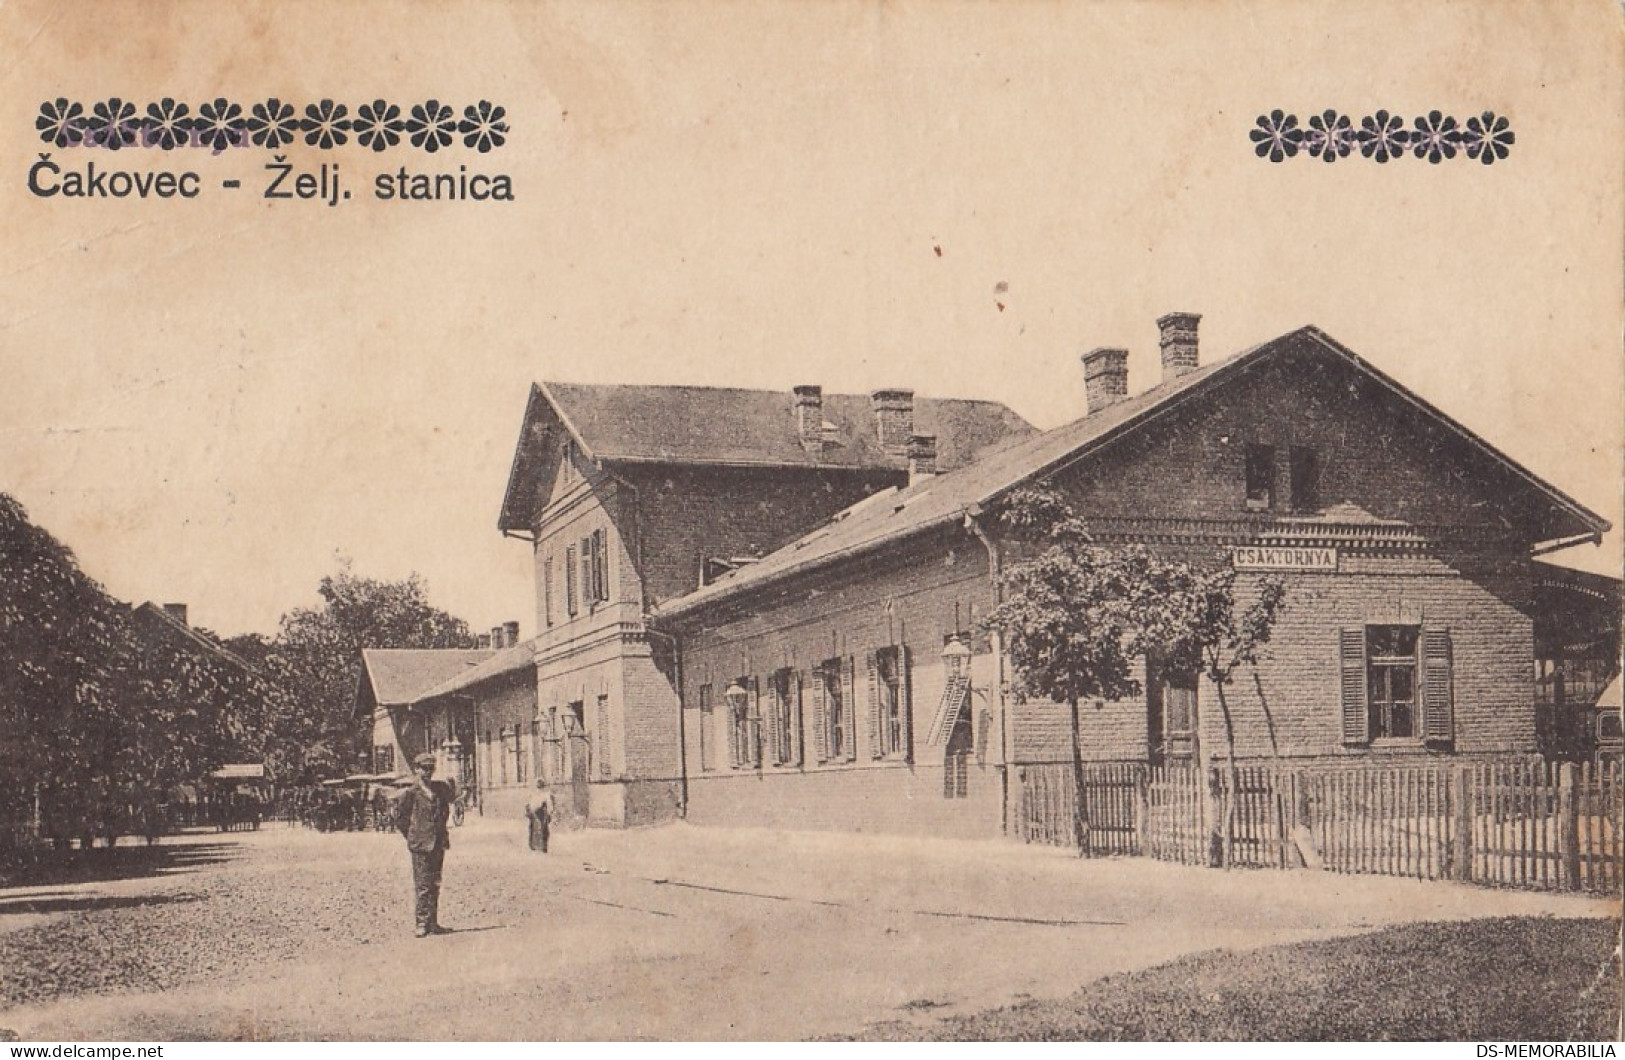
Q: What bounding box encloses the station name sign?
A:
[1230,545,1338,572]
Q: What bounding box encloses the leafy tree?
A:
[984,487,1285,863]
[246,567,473,783]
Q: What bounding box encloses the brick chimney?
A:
[871,389,915,459]
[162,603,189,626]
[1157,312,1201,382]
[907,433,938,483]
[793,385,824,455]
[1082,347,1129,413]
[476,633,491,649]
[504,620,520,646]
[491,625,505,650]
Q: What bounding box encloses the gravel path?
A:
[0,820,1614,1040]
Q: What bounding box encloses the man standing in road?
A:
[396,752,453,937]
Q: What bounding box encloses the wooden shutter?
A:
[542,556,554,627]
[811,666,829,762]
[791,672,804,766]
[841,655,857,762]
[591,528,608,602]
[1340,628,1368,746]
[764,675,781,765]
[900,645,914,764]
[866,652,883,758]
[564,545,578,615]
[1421,628,1454,744]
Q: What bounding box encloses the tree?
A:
[983,486,1285,863]
[247,567,473,783]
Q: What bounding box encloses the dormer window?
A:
[1244,444,1275,510]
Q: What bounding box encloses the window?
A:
[697,683,714,772]
[514,719,528,784]
[374,745,395,774]
[498,725,511,784]
[596,695,612,778]
[565,544,578,616]
[870,646,912,760]
[1341,625,1454,746]
[811,658,854,763]
[1244,444,1275,510]
[767,668,801,767]
[1290,446,1321,512]
[561,440,577,485]
[728,678,760,769]
[1366,625,1418,739]
[591,528,608,603]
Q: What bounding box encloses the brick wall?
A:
[469,673,539,817]
[676,531,1009,838]
[626,465,902,607]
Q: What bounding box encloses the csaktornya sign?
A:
[1231,545,1338,572]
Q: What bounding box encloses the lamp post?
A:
[440,735,464,789]
[941,635,972,677]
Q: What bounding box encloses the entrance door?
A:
[566,702,590,819]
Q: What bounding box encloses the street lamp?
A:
[723,679,755,766]
[941,635,972,677]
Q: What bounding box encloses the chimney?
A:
[504,620,520,647]
[793,385,824,455]
[1157,312,1201,382]
[871,389,915,459]
[907,434,937,483]
[1082,347,1129,413]
[162,603,189,627]
[491,625,505,650]
[476,633,491,649]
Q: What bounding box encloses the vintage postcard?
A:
[0,0,1620,1046]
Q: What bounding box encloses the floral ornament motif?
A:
[1462,110,1514,166]
[1303,109,1354,163]
[142,98,193,151]
[1356,109,1409,163]
[353,100,404,152]
[1249,110,1303,163]
[194,98,246,151]
[406,99,457,153]
[301,99,351,149]
[85,98,139,151]
[246,98,298,149]
[36,98,86,147]
[458,100,509,153]
[1410,111,1461,164]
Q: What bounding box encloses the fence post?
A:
[1451,765,1473,883]
[1135,769,1149,857]
[1558,760,1580,891]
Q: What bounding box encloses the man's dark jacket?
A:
[395,780,453,853]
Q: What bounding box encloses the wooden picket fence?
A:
[1016,757,1624,894]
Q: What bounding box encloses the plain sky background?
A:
[1,0,1620,639]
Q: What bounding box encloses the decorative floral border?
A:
[35,98,509,153]
[1251,110,1513,165]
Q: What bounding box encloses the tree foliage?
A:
[247,568,473,783]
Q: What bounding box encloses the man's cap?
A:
[412,752,437,768]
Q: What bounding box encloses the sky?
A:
[1,0,1620,639]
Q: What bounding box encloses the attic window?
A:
[1290,446,1321,512]
[561,440,578,485]
[1245,444,1275,511]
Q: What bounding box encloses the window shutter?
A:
[565,545,578,616]
[900,645,914,764]
[764,676,781,765]
[1340,627,1367,745]
[841,656,857,762]
[591,528,608,602]
[1421,628,1454,744]
[811,669,829,763]
[542,557,554,627]
[866,652,883,759]
[749,677,763,768]
[791,672,805,766]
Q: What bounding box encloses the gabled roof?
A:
[130,602,255,673]
[498,381,1036,531]
[655,326,1611,621]
[357,649,493,710]
[418,638,538,701]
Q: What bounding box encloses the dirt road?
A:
[0,819,1612,1040]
